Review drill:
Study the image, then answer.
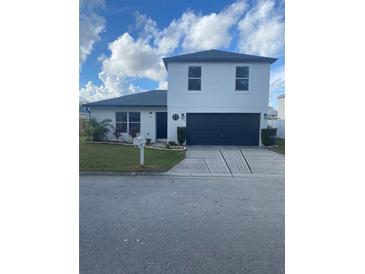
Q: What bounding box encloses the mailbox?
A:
[133,137,146,166]
[133,136,146,148]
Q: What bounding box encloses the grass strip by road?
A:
[80,141,185,172]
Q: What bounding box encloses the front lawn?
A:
[266,138,285,155]
[80,141,185,172]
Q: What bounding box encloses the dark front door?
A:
[186,113,261,146]
[156,112,167,139]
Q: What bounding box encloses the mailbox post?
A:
[133,136,146,167]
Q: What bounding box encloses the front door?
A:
[156,112,167,139]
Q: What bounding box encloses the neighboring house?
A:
[268,94,285,138]
[79,102,90,132]
[84,49,277,146]
[267,106,278,120]
[278,94,285,119]
[79,102,90,120]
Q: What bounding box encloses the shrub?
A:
[129,128,140,138]
[261,128,277,146]
[168,141,177,146]
[113,127,121,140]
[146,138,152,145]
[177,127,187,145]
[85,118,113,141]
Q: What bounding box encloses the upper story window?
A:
[116,112,140,134]
[235,66,249,91]
[188,66,201,90]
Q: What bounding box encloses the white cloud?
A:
[79,72,143,102]
[80,1,248,102]
[80,0,285,103]
[154,17,187,55]
[158,80,168,90]
[80,30,167,102]
[134,13,159,42]
[151,1,247,54]
[269,65,285,107]
[237,0,284,57]
[80,0,105,11]
[79,0,106,67]
[270,65,285,91]
[102,33,166,82]
[181,1,247,51]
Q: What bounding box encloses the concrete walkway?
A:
[166,146,284,177]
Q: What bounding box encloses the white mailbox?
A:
[133,137,146,166]
[133,136,146,148]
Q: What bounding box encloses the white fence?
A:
[268,119,285,139]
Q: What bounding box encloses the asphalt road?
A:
[80,175,284,273]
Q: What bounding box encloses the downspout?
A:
[85,105,91,120]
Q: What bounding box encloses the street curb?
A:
[82,141,186,151]
[79,171,167,176]
[79,171,284,178]
[165,172,285,178]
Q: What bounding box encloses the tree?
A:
[85,118,113,141]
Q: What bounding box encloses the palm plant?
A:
[85,118,113,141]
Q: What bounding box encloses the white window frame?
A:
[115,112,140,133]
[188,65,202,91]
[115,112,127,133]
[235,66,250,92]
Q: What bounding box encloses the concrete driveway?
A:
[167,146,284,177]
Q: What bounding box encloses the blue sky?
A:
[79,0,285,108]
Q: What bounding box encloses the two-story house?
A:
[84,49,277,146]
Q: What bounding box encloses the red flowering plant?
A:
[129,128,140,138]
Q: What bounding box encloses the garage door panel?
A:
[186,113,260,146]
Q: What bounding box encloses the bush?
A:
[168,141,177,146]
[85,118,113,141]
[129,128,140,138]
[261,128,277,146]
[177,127,187,145]
[113,128,121,140]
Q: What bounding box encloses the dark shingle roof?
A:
[163,49,277,69]
[84,90,167,107]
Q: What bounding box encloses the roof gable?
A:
[163,49,277,69]
[84,90,167,107]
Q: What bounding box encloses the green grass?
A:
[266,138,285,155]
[79,140,185,172]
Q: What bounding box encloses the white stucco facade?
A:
[167,62,271,143]
[86,50,275,146]
[278,94,285,119]
[89,107,167,142]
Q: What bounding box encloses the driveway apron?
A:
[167,146,284,176]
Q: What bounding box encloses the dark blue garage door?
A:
[186,113,261,146]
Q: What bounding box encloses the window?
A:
[235,66,249,91]
[188,66,201,90]
[115,112,140,134]
[128,112,140,135]
[116,112,127,133]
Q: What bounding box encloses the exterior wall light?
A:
[264,113,268,120]
[149,112,152,118]
[181,113,185,120]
